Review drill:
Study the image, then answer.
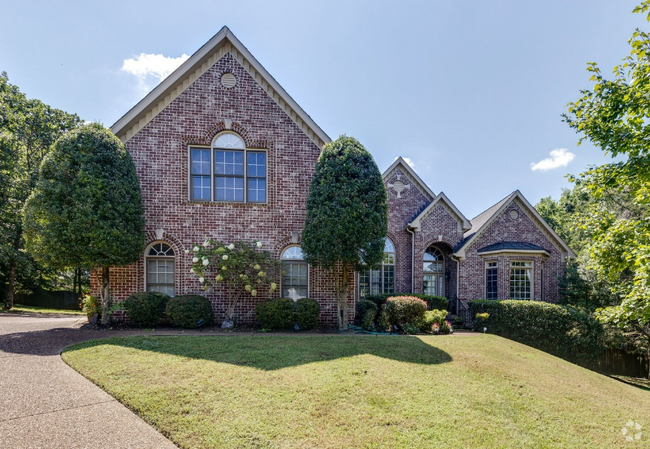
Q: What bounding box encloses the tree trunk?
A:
[101,266,111,325]
[4,261,15,310]
[335,262,349,331]
[76,268,83,299]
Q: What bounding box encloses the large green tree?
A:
[0,72,82,308]
[24,123,145,324]
[563,1,650,368]
[302,136,387,330]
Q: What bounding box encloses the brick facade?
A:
[95,30,572,327]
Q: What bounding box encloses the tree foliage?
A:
[23,123,145,323]
[562,1,650,369]
[302,136,387,329]
[0,72,82,307]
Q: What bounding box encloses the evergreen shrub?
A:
[123,291,170,327]
[165,295,213,328]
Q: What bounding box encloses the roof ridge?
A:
[470,190,517,221]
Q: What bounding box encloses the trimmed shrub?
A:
[296,298,320,330]
[468,299,605,367]
[165,295,212,329]
[420,309,447,333]
[123,292,170,327]
[365,293,448,313]
[255,298,294,330]
[356,300,378,330]
[384,296,428,331]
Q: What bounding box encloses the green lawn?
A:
[62,334,650,448]
[1,304,83,315]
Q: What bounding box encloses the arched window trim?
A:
[423,244,444,297]
[280,245,309,301]
[359,238,395,299]
[144,241,176,297]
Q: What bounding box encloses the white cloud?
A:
[121,53,189,92]
[394,156,415,168]
[530,148,575,171]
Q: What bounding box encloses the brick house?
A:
[98,27,574,326]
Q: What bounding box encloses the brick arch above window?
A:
[182,120,269,149]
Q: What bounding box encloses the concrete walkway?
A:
[0,313,177,449]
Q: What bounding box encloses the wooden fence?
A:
[596,348,649,378]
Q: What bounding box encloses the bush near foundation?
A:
[255,298,295,330]
[295,298,320,330]
[165,295,213,329]
[468,299,605,367]
[123,292,170,327]
[383,296,428,331]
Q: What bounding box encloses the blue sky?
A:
[1,0,644,217]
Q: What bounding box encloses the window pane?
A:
[191,149,210,174]
[215,150,244,176]
[248,178,266,202]
[214,133,245,149]
[147,259,175,297]
[282,261,308,300]
[486,267,498,299]
[247,152,266,177]
[510,266,531,300]
[359,271,370,299]
[193,175,211,200]
[215,176,244,201]
[370,270,381,295]
[383,265,394,294]
[282,246,304,260]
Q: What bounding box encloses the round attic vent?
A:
[221,73,236,88]
[509,209,519,220]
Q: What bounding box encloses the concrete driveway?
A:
[0,313,177,449]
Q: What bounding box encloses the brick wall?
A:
[459,199,565,302]
[91,52,346,326]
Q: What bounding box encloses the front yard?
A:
[62,334,650,448]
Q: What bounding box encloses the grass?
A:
[1,304,84,315]
[62,334,650,448]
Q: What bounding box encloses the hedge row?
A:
[468,299,605,367]
[255,298,321,330]
[124,292,213,329]
[363,293,448,312]
[358,293,449,330]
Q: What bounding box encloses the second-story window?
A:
[190,132,266,203]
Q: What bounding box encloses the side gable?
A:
[408,191,471,232]
[112,26,330,148]
[454,190,575,260]
[383,157,435,202]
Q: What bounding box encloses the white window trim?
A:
[144,241,176,296]
[509,260,533,300]
[280,245,309,300]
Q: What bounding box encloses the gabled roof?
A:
[408,191,471,232]
[453,190,576,259]
[112,26,330,148]
[382,157,435,201]
[477,241,549,256]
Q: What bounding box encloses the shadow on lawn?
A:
[64,335,453,370]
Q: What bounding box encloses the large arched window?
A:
[281,246,308,300]
[423,245,444,296]
[146,242,175,296]
[189,132,266,203]
[359,239,395,298]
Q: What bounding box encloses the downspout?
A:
[450,254,461,316]
[406,226,415,293]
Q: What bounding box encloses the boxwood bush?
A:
[296,298,320,330]
[123,291,170,327]
[468,299,605,367]
[384,296,428,331]
[419,309,447,333]
[165,295,213,328]
[255,298,294,330]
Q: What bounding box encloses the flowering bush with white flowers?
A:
[189,239,281,325]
